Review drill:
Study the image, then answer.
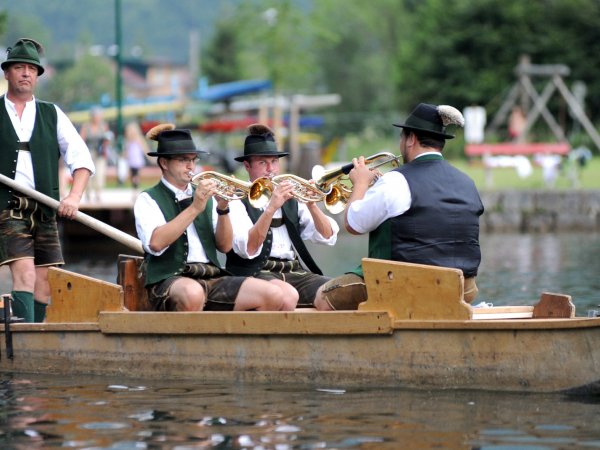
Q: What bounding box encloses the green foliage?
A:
[4,0,600,156]
[202,14,244,84]
[308,0,409,133]
[0,11,6,37]
[41,55,114,110]
[397,0,600,128]
[206,0,320,91]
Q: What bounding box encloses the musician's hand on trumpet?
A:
[349,156,382,193]
[266,180,295,212]
[191,178,219,213]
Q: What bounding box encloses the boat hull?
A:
[2,316,600,394]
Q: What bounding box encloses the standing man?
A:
[134,124,296,312]
[226,124,339,307]
[314,103,484,310]
[0,38,95,322]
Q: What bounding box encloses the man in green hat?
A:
[133,124,297,312]
[0,38,95,322]
[314,103,484,310]
[226,123,339,307]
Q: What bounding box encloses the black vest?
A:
[0,97,60,216]
[225,199,323,276]
[368,156,483,277]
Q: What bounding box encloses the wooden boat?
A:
[1,257,599,394]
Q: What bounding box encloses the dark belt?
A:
[270,217,285,228]
[17,142,30,151]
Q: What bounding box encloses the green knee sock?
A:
[11,290,34,323]
[34,299,48,323]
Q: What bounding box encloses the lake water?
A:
[2,232,600,448]
[2,373,600,449]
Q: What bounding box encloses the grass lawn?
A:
[451,157,600,190]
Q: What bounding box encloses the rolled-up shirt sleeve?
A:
[346,171,412,234]
[298,203,339,245]
[229,199,263,259]
[55,105,95,176]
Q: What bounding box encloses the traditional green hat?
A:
[1,38,45,75]
[235,123,289,162]
[393,103,464,139]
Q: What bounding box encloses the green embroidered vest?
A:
[144,182,220,286]
[0,97,60,216]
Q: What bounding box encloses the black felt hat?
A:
[1,38,45,75]
[393,103,464,139]
[146,124,208,157]
[234,123,289,162]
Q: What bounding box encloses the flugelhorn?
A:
[311,152,401,214]
[247,174,326,208]
[190,171,269,207]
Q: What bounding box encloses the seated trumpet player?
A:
[226,124,339,307]
[314,103,484,310]
[133,124,297,312]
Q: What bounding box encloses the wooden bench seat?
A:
[359,258,575,320]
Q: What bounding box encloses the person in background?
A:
[79,106,110,202]
[0,38,95,322]
[123,121,149,191]
[134,124,297,312]
[226,124,339,307]
[314,103,484,310]
[508,105,527,142]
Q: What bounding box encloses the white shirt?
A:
[134,178,219,263]
[346,170,411,234]
[4,96,95,190]
[229,199,339,260]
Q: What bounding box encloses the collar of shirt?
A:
[4,95,37,141]
[160,177,193,200]
[414,151,443,160]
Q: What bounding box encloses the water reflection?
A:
[1,374,600,449]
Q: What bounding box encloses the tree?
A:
[202,15,245,84]
[0,10,6,38]
[309,0,411,133]
[42,54,114,110]
[398,0,600,126]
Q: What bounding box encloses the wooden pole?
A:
[0,174,143,254]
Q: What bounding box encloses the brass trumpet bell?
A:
[311,151,400,214]
[248,177,272,209]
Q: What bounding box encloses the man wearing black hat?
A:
[134,124,297,312]
[314,103,484,310]
[0,38,95,322]
[226,124,339,307]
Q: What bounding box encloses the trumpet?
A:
[190,171,250,201]
[311,151,401,213]
[246,174,326,209]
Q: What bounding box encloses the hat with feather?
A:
[2,38,45,75]
[393,103,464,139]
[235,123,289,162]
[145,123,208,157]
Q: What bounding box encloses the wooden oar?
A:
[0,173,143,254]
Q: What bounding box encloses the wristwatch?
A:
[216,206,230,216]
